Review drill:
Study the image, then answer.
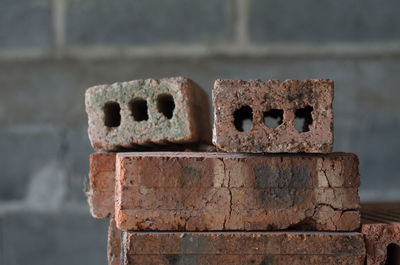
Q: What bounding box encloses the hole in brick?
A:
[233,105,253,132]
[294,106,313,132]
[129,98,148,121]
[263,109,283,129]
[103,101,121,127]
[157,94,175,119]
[385,243,400,265]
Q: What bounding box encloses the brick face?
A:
[87,152,116,218]
[115,152,360,231]
[85,77,211,151]
[212,79,334,153]
[362,223,400,265]
[361,202,400,265]
[121,231,366,265]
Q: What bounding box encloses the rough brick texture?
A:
[86,146,216,218]
[85,77,211,151]
[121,231,366,265]
[87,152,116,218]
[108,218,121,265]
[115,152,360,231]
[212,79,333,153]
[361,203,400,265]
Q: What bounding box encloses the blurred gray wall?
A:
[1,0,400,264]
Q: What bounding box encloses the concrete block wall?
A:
[0,0,400,264]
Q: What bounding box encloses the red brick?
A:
[85,77,211,151]
[212,79,333,153]
[121,231,365,265]
[115,152,360,231]
[107,218,121,265]
[87,152,116,218]
[361,203,400,265]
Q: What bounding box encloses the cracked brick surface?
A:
[86,152,116,218]
[361,203,400,265]
[86,146,216,219]
[115,152,360,231]
[212,79,333,153]
[85,77,211,151]
[120,231,365,265]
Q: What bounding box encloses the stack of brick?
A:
[85,77,369,265]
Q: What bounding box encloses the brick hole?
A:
[129,98,148,121]
[263,109,283,129]
[233,105,253,132]
[294,106,313,132]
[385,243,400,265]
[157,94,175,119]
[103,101,121,127]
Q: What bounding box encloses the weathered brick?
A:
[361,203,400,265]
[87,146,216,218]
[121,231,366,265]
[212,79,333,153]
[85,77,211,151]
[87,152,116,218]
[115,152,360,231]
[107,218,121,265]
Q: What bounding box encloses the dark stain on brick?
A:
[289,165,311,188]
[180,234,206,254]
[259,189,292,209]
[182,167,203,187]
[260,255,274,265]
[292,189,310,206]
[278,167,291,187]
[254,165,279,188]
[165,254,180,265]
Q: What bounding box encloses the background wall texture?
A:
[1,0,400,264]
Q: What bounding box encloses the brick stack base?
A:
[118,228,365,265]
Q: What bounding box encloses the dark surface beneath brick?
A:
[66,0,232,45]
[0,211,108,265]
[249,0,400,43]
[0,0,52,49]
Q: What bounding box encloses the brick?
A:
[115,152,360,231]
[212,79,334,153]
[87,152,116,218]
[0,0,52,49]
[121,231,365,265]
[249,0,400,43]
[87,146,216,218]
[107,218,121,265]
[361,203,400,265]
[66,0,232,45]
[85,77,211,151]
